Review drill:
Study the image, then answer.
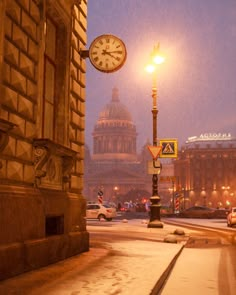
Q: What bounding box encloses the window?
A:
[45,215,64,236]
[87,204,100,210]
[43,17,57,140]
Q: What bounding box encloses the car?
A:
[120,202,133,212]
[103,201,117,209]
[227,207,236,227]
[135,203,146,212]
[120,206,130,212]
[160,205,172,216]
[213,208,230,219]
[178,206,215,218]
[86,203,117,221]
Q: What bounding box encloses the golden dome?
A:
[97,88,133,123]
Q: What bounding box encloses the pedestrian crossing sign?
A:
[159,139,178,158]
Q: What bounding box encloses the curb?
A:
[150,244,185,295]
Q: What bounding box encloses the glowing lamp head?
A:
[152,43,165,64]
[145,43,165,73]
[153,55,165,65]
[145,64,156,73]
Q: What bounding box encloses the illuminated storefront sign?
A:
[187,133,232,142]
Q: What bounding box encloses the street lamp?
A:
[146,44,164,228]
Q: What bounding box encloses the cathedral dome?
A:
[92,87,137,162]
[98,88,132,122]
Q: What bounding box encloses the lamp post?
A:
[146,44,164,228]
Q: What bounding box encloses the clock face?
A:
[89,34,127,73]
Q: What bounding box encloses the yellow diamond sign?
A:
[159,139,178,158]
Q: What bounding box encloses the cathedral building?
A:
[0,0,89,279]
[84,88,153,204]
[93,87,137,162]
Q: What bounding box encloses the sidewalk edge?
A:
[150,244,185,295]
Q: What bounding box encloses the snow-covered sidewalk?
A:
[2,220,231,295]
[0,222,185,295]
[0,242,183,295]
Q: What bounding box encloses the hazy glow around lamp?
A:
[145,44,165,74]
[145,64,156,73]
[153,54,165,65]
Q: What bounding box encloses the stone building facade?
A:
[174,134,236,209]
[0,0,89,280]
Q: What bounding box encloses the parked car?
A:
[135,203,146,212]
[160,205,172,216]
[227,207,236,227]
[178,206,215,218]
[120,206,130,212]
[213,208,230,219]
[120,202,133,212]
[86,203,117,221]
[103,201,117,209]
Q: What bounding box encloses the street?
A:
[0,215,235,294]
[161,217,236,294]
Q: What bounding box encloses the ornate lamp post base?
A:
[148,195,163,228]
[148,220,163,228]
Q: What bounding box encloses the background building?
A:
[84,88,152,204]
[174,133,236,209]
[0,0,89,279]
[84,87,236,212]
[84,87,174,206]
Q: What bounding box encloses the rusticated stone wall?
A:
[0,0,89,280]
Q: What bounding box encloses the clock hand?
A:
[102,50,117,59]
[106,52,116,58]
[102,49,122,55]
[106,50,123,54]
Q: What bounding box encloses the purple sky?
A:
[85,0,236,151]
